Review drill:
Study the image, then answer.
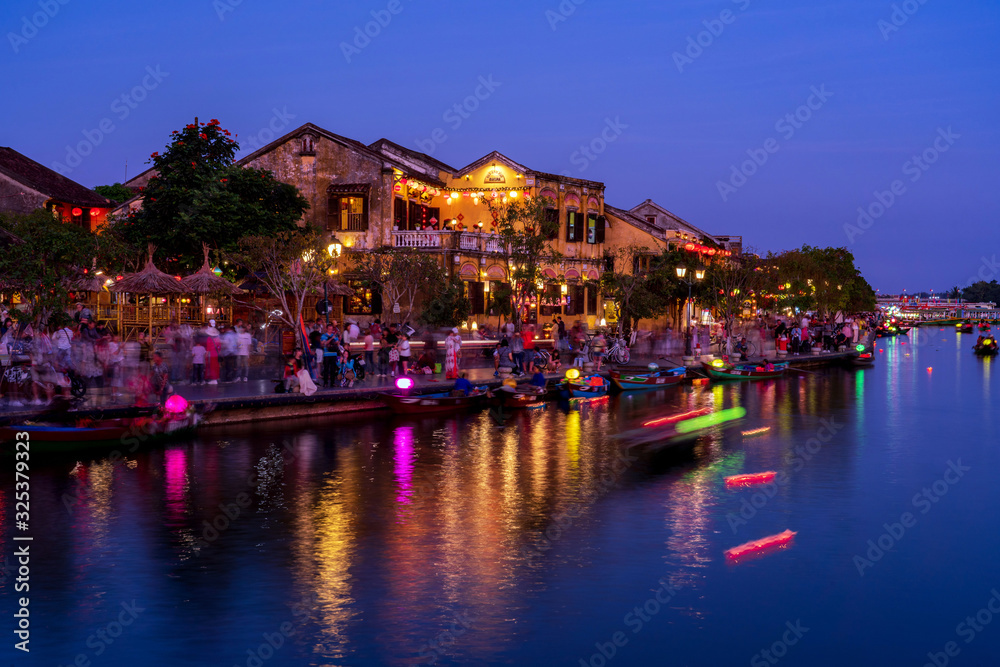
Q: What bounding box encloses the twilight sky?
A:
[5,0,998,293]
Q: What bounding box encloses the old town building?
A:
[116,122,739,329]
[0,147,113,231]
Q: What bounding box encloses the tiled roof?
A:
[0,147,110,208]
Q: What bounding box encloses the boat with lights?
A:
[957,321,974,334]
[701,360,788,381]
[608,364,686,391]
[973,336,999,357]
[563,374,610,398]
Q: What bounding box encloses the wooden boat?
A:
[492,386,547,410]
[973,337,999,356]
[565,375,610,398]
[957,322,974,333]
[846,351,875,367]
[896,326,911,335]
[380,389,489,415]
[609,365,686,391]
[0,412,201,454]
[978,322,991,332]
[701,360,788,381]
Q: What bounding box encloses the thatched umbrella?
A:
[108,248,185,337]
[180,245,242,325]
[322,280,355,297]
[181,245,242,296]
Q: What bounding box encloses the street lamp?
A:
[321,242,343,325]
[676,265,705,357]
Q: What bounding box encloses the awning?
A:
[459,262,479,279]
[486,265,507,280]
[587,269,599,280]
[565,269,580,280]
[543,268,557,279]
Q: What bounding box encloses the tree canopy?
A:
[114,119,308,270]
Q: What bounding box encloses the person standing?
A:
[204,320,221,384]
[510,329,525,375]
[236,325,253,382]
[363,328,375,373]
[191,337,207,385]
[398,332,412,374]
[444,328,462,379]
[320,324,340,387]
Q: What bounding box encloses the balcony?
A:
[392,230,445,248]
[391,230,504,254]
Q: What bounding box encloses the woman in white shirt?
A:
[397,333,411,374]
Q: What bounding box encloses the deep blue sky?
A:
[5,0,998,292]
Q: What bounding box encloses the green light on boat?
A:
[856,344,865,352]
[676,407,747,434]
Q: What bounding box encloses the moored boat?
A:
[379,389,489,415]
[492,385,548,409]
[701,360,788,381]
[846,350,875,367]
[957,321,974,333]
[564,374,610,398]
[0,410,201,455]
[609,364,686,391]
[913,318,963,327]
[978,322,991,332]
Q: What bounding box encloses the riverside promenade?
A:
[0,334,870,426]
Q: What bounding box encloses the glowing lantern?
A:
[395,377,414,391]
[212,266,223,277]
[684,243,695,251]
[565,368,580,380]
[164,394,189,414]
[72,207,83,216]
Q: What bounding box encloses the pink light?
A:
[395,377,414,390]
[164,394,188,414]
[726,529,796,561]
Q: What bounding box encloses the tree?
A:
[479,194,560,331]
[93,183,136,204]
[350,248,445,324]
[707,250,765,356]
[962,281,1000,304]
[228,230,335,344]
[599,243,668,339]
[115,118,308,269]
[0,209,98,326]
[419,276,471,328]
[765,245,874,316]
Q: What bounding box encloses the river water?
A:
[2,328,998,666]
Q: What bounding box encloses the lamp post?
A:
[323,242,342,326]
[676,266,705,357]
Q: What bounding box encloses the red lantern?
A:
[707,249,717,256]
[399,178,408,185]
[684,243,695,251]
[72,207,83,216]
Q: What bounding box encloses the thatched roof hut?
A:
[66,270,105,293]
[108,256,184,295]
[322,280,355,297]
[180,246,242,295]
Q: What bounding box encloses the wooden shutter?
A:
[394,198,406,229]
[574,211,584,242]
[566,211,576,242]
[544,208,559,240]
[595,215,606,243]
[327,196,341,231]
[470,282,485,314]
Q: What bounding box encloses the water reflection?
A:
[7,332,999,666]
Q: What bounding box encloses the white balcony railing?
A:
[392,231,444,248]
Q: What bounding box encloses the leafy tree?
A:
[115,119,308,269]
[419,276,471,328]
[706,249,766,356]
[765,245,873,316]
[0,209,98,326]
[228,230,335,343]
[600,243,666,339]
[93,183,136,204]
[349,248,445,324]
[479,194,560,331]
[961,281,1000,304]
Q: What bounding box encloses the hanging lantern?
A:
[212,266,223,277]
[72,207,83,216]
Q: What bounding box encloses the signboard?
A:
[484,168,505,184]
